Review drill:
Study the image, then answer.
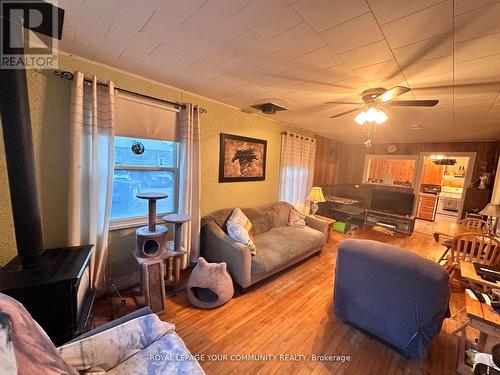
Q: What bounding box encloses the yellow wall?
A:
[0,53,310,266]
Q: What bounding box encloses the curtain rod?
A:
[281,131,316,141]
[53,70,207,113]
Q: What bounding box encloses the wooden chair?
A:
[436,218,491,264]
[459,218,491,231]
[444,233,500,281]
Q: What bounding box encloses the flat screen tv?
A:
[370,190,415,216]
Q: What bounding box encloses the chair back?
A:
[459,218,490,232]
[450,233,500,266]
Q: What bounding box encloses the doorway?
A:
[414,152,476,233]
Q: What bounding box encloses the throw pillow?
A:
[227,208,256,256]
[227,222,257,256]
[227,208,252,232]
[288,208,306,228]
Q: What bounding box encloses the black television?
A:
[370,190,415,216]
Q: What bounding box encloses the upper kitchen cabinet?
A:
[421,157,444,185]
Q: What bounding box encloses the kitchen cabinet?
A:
[421,158,444,185]
[417,194,438,221]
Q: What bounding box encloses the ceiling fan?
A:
[326,86,439,119]
[325,86,439,147]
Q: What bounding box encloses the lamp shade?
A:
[480,203,500,217]
[306,187,326,203]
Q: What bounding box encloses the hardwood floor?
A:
[153,229,461,375]
[94,229,465,373]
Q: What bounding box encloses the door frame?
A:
[414,151,477,220]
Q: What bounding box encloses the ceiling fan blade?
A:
[329,107,363,118]
[388,99,439,107]
[412,81,500,91]
[324,101,364,105]
[374,86,411,103]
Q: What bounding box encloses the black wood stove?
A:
[0,2,94,346]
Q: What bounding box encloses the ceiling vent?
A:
[251,102,288,115]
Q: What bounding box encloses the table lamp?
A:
[307,187,326,215]
[480,203,500,235]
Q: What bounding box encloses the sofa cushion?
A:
[251,226,324,275]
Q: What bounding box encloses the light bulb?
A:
[355,111,367,125]
[366,108,378,122]
[375,110,388,125]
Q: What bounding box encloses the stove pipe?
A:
[0,62,45,269]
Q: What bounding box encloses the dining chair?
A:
[444,233,500,281]
[436,218,491,264]
[459,218,491,231]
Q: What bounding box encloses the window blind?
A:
[115,92,178,141]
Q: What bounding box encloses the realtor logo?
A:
[1,0,63,69]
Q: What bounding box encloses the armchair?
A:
[0,293,204,374]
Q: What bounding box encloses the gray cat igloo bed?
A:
[187,257,234,309]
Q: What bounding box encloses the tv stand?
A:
[364,210,415,235]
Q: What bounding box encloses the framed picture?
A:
[219,133,267,182]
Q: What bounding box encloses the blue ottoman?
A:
[333,239,449,359]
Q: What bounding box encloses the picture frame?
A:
[219,133,267,182]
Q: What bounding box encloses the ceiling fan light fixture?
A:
[374,110,388,125]
[356,108,388,125]
[355,111,367,125]
[366,107,378,121]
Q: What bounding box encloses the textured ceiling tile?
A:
[265,22,326,58]
[320,12,384,53]
[232,0,302,40]
[340,40,394,69]
[392,33,453,67]
[367,0,444,25]
[455,0,499,15]
[455,32,500,62]
[353,59,401,82]
[292,0,369,32]
[295,46,343,72]
[455,2,500,43]
[312,64,357,84]
[403,55,453,80]
[382,0,453,49]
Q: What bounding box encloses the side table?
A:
[163,213,191,295]
[313,214,336,243]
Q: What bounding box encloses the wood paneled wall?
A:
[314,136,500,186]
[313,135,343,186]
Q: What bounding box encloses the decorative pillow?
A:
[227,222,257,256]
[227,209,256,255]
[288,208,306,228]
[227,208,252,232]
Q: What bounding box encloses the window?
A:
[110,136,178,228]
[363,155,418,188]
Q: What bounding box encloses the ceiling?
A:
[52,0,500,143]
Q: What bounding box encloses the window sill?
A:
[109,214,174,231]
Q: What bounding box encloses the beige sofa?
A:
[201,201,328,291]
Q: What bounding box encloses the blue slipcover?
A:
[334,239,449,359]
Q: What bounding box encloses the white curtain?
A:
[278,132,316,213]
[178,104,201,267]
[68,72,115,294]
